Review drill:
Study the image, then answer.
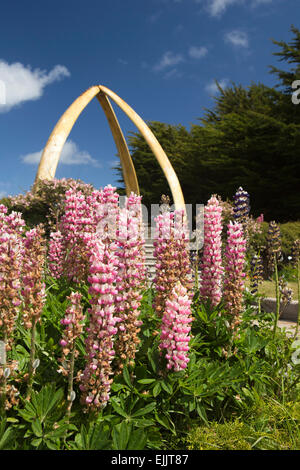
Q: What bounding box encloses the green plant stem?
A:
[285,372,300,395]
[64,346,76,445]
[0,332,7,415]
[273,254,280,338]
[194,253,199,291]
[295,259,300,338]
[26,319,37,400]
[258,297,261,315]
[66,347,75,422]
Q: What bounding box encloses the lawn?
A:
[246,280,298,301]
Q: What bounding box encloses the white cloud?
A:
[149,10,162,23]
[205,78,229,95]
[174,24,184,33]
[0,182,11,199]
[0,80,5,104]
[198,0,274,17]
[0,60,70,112]
[21,140,100,167]
[252,0,273,4]
[206,0,241,17]
[153,51,184,71]
[225,30,249,48]
[163,68,183,80]
[188,46,208,59]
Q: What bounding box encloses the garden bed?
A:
[0,181,299,450]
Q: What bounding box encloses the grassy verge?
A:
[184,398,300,450]
[246,280,298,300]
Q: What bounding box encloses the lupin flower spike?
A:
[265,221,281,276]
[159,281,193,371]
[114,193,146,372]
[250,254,264,295]
[199,195,224,306]
[233,187,250,224]
[153,208,192,316]
[224,221,247,332]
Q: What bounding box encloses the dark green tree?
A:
[269,25,300,125]
[270,25,300,93]
[190,107,300,220]
[114,27,300,221]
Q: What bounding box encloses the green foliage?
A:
[185,420,254,450]
[17,384,75,449]
[70,421,111,450]
[0,419,17,450]
[247,221,300,281]
[270,25,300,97]
[111,422,148,450]
[1,284,300,450]
[70,421,149,450]
[3,178,94,234]
[185,398,300,450]
[280,222,300,260]
[191,297,232,358]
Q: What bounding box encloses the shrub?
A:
[3,178,94,234]
[249,221,300,274]
[280,221,300,261]
[185,420,254,450]
[185,399,300,450]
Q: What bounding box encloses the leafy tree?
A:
[190,108,300,220]
[269,25,300,125]
[201,82,281,125]
[270,25,300,93]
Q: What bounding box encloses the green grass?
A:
[185,398,300,450]
[246,280,298,300]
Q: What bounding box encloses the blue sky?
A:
[0,0,298,198]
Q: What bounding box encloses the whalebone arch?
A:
[34,85,185,211]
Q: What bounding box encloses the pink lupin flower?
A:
[48,184,130,285]
[21,225,47,399]
[0,206,25,409]
[22,225,46,329]
[79,186,121,411]
[59,291,84,365]
[199,196,224,306]
[223,221,247,331]
[58,188,95,282]
[114,193,146,372]
[0,206,25,349]
[79,238,120,411]
[159,281,193,371]
[48,230,64,279]
[58,290,84,416]
[48,186,108,283]
[153,208,192,316]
